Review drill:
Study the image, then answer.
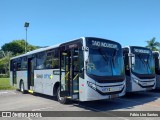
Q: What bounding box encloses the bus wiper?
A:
[145,55,151,73]
[98,48,109,64]
[98,48,114,76]
[111,49,118,67]
[137,54,145,66]
[137,54,150,73]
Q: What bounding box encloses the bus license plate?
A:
[110,94,118,98]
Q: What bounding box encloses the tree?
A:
[0,51,12,75]
[145,37,160,51]
[0,50,5,59]
[0,39,39,75]
[1,39,39,55]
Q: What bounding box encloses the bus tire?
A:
[20,81,25,94]
[57,86,69,104]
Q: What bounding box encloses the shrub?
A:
[0,74,9,78]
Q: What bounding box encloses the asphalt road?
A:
[0,90,160,120]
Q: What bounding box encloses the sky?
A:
[0,0,160,48]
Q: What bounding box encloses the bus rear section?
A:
[123,46,156,92]
[153,51,160,89]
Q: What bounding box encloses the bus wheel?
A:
[57,87,68,104]
[20,81,25,94]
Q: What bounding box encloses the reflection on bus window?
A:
[132,54,155,74]
[45,50,59,69]
[36,52,46,69]
[87,48,124,76]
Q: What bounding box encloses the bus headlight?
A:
[133,78,139,84]
[87,81,96,90]
[123,81,126,86]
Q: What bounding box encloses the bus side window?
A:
[17,58,21,71]
[36,52,46,69]
[124,53,130,76]
[45,51,53,69]
[13,62,17,71]
[21,57,27,70]
[10,60,13,71]
[52,50,59,69]
[45,50,59,69]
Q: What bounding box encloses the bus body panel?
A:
[34,69,60,96]
[83,75,98,101]
[123,46,156,92]
[17,71,28,90]
[126,75,132,92]
[156,75,160,89]
[96,81,126,100]
[153,51,160,89]
[81,75,126,101]
[130,74,156,92]
[78,77,86,101]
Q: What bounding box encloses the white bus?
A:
[123,46,156,92]
[10,37,126,104]
[153,51,160,89]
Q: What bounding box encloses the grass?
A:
[0,78,16,90]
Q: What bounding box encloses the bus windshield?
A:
[86,38,124,77]
[131,47,155,75]
[132,53,155,75]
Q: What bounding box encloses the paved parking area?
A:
[0,90,160,120]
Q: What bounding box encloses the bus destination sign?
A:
[134,48,150,54]
[91,40,118,49]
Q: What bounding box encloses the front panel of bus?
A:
[79,37,126,101]
[153,52,160,89]
[129,46,156,92]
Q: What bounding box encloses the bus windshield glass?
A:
[131,47,155,75]
[86,38,124,77]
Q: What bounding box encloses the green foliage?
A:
[0,39,39,75]
[146,37,160,51]
[0,51,12,75]
[0,78,15,90]
[0,57,9,74]
[0,74,9,78]
[0,50,5,59]
[1,39,39,55]
[2,40,24,55]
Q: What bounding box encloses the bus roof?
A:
[10,44,60,60]
[123,46,151,49]
[10,36,120,60]
[10,37,86,60]
[153,51,159,54]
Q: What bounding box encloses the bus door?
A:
[60,44,80,100]
[13,61,17,85]
[27,58,34,90]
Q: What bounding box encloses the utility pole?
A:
[24,22,29,53]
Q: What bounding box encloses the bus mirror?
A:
[128,53,134,57]
[82,46,85,51]
[62,52,67,56]
[126,65,130,71]
[79,67,84,73]
[85,47,89,51]
[85,59,89,64]
[131,57,135,65]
